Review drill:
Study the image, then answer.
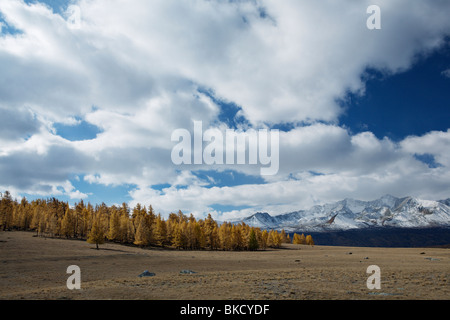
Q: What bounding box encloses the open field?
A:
[0,231,449,300]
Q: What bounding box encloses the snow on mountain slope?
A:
[235,195,450,232]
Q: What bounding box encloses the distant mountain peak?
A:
[253,212,271,217]
[235,195,450,232]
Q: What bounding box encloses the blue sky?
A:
[1,0,449,219]
[340,42,450,141]
[54,119,102,141]
[24,0,68,13]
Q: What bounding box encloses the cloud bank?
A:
[1,0,449,219]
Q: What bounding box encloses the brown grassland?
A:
[0,231,448,300]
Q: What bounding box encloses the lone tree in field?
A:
[87,217,105,249]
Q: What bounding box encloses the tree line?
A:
[0,191,314,250]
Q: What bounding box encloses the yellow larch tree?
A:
[87,215,105,249]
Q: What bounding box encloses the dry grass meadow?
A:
[0,231,448,300]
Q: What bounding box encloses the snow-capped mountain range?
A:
[234,195,450,232]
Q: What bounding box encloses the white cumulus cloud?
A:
[0,0,449,217]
